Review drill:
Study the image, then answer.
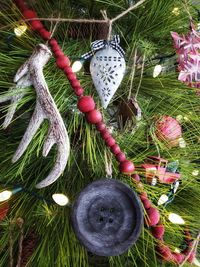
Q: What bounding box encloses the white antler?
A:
[0,44,70,189]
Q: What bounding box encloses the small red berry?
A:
[119,160,135,173]
[56,56,70,69]
[77,96,95,113]
[86,109,102,124]
[31,20,43,31]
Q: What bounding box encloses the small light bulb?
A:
[14,24,28,37]
[174,248,181,253]
[193,258,200,267]
[158,194,169,205]
[168,213,185,225]
[176,115,183,122]
[71,60,83,73]
[172,7,180,16]
[0,190,12,202]
[179,137,186,148]
[153,64,162,78]
[192,170,199,176]
[52,193,69,206]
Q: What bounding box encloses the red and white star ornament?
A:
[171,23,200,88]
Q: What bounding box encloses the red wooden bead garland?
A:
[13,1,195,264]
[77,96,95,113]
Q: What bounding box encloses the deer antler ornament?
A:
[0,44,70,188]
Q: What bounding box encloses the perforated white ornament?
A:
[90,46,126,109]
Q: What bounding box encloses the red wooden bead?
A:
[132,173,140,182]
[105,137,116,147]
[49,38,58,47]
[56,56,70,69]
[119,160,135,174]
[23,9,37,19]
[110,144,120,154]
[157,245,172,262]
[74,87,84,96]
[142,198,152,209]
[172,253,185,264]
[54,50,64,58]
[77,96,95,113]
[101,130,111,140]
[70,80,80,89]
[96,122,106,132]
[146,207,160,226]
[64,66,73,75]
[38,28,51,40]
[14,0,28,11]
[151,224,165,239]
[140,191,147,200]
[116,152,126,162]
[67,73,77,81]
[31,20,43,31]
[51,44,61,53]
[86,109,102,124]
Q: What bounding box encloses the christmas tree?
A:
[0,0,200,266]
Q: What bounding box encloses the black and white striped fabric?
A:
[81,35,125,60]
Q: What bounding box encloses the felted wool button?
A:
[71,179,143,256]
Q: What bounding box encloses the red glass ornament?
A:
[86,110,102,124]
[77,96,95,113]
[56,56,70,69]
[155,115,182,147]
[119,160,135,173]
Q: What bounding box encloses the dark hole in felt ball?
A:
[109,218,113,223]
[99,217,104,222]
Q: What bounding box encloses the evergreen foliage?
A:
[0,0,199,266]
